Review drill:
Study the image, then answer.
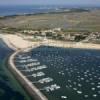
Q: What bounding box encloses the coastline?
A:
[0,10,68,18]
[0,34,48,100]
[0,34,36,51]
[0,7,89,18]
[1,33,100,100]
[1,34,100,50]
[44,39,100,50]
[0,5,100,100]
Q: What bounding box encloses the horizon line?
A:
[0,4,100,6]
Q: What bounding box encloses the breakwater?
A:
[8,47,48,100]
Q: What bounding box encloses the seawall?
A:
[8,49,48,100]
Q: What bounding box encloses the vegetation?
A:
[1,8,100,43]
[0,9,100,32]
[74,35,86,42]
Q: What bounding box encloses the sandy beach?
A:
[0,34,37,51]
[1,33,100,100]
[43,39,100,50]
[0,33,100,50]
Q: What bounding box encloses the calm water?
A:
[0,5,69,16]
[15,46,100,100]
[0,5,95,16]
[0,39,31,100]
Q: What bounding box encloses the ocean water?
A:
[0,5,100,16]
[0,5,69,16]
[0,39,32,100]
[14,46,100,100]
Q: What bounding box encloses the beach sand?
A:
[43,39,100,50]
[1,34,100,50]
[1,34,36,50]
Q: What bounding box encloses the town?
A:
[14,28,100,44]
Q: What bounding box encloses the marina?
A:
[1,1,100,99]
[13,45,100,100]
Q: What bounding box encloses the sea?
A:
[0,5,99,16]
[0,5,69,16]
[0,38,32,100]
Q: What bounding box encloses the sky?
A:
[0,0,100,6]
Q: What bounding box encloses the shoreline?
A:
[0,11,69,18]
[1,34,100,50]
[0,8,90,18]
[1,34,48,100]
[1,33,100,100]
[1,35,17,51]
[44,39,100,50]
[0,34,37,51]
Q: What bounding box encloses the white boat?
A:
[32,72,45,77]
[44,84,60,92]
[38,77,53,84]
[61,96,67,99]
[77,91,82,94]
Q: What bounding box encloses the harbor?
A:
[1,1,100,100]
[1,33,100,100]
[10,45,100,100]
